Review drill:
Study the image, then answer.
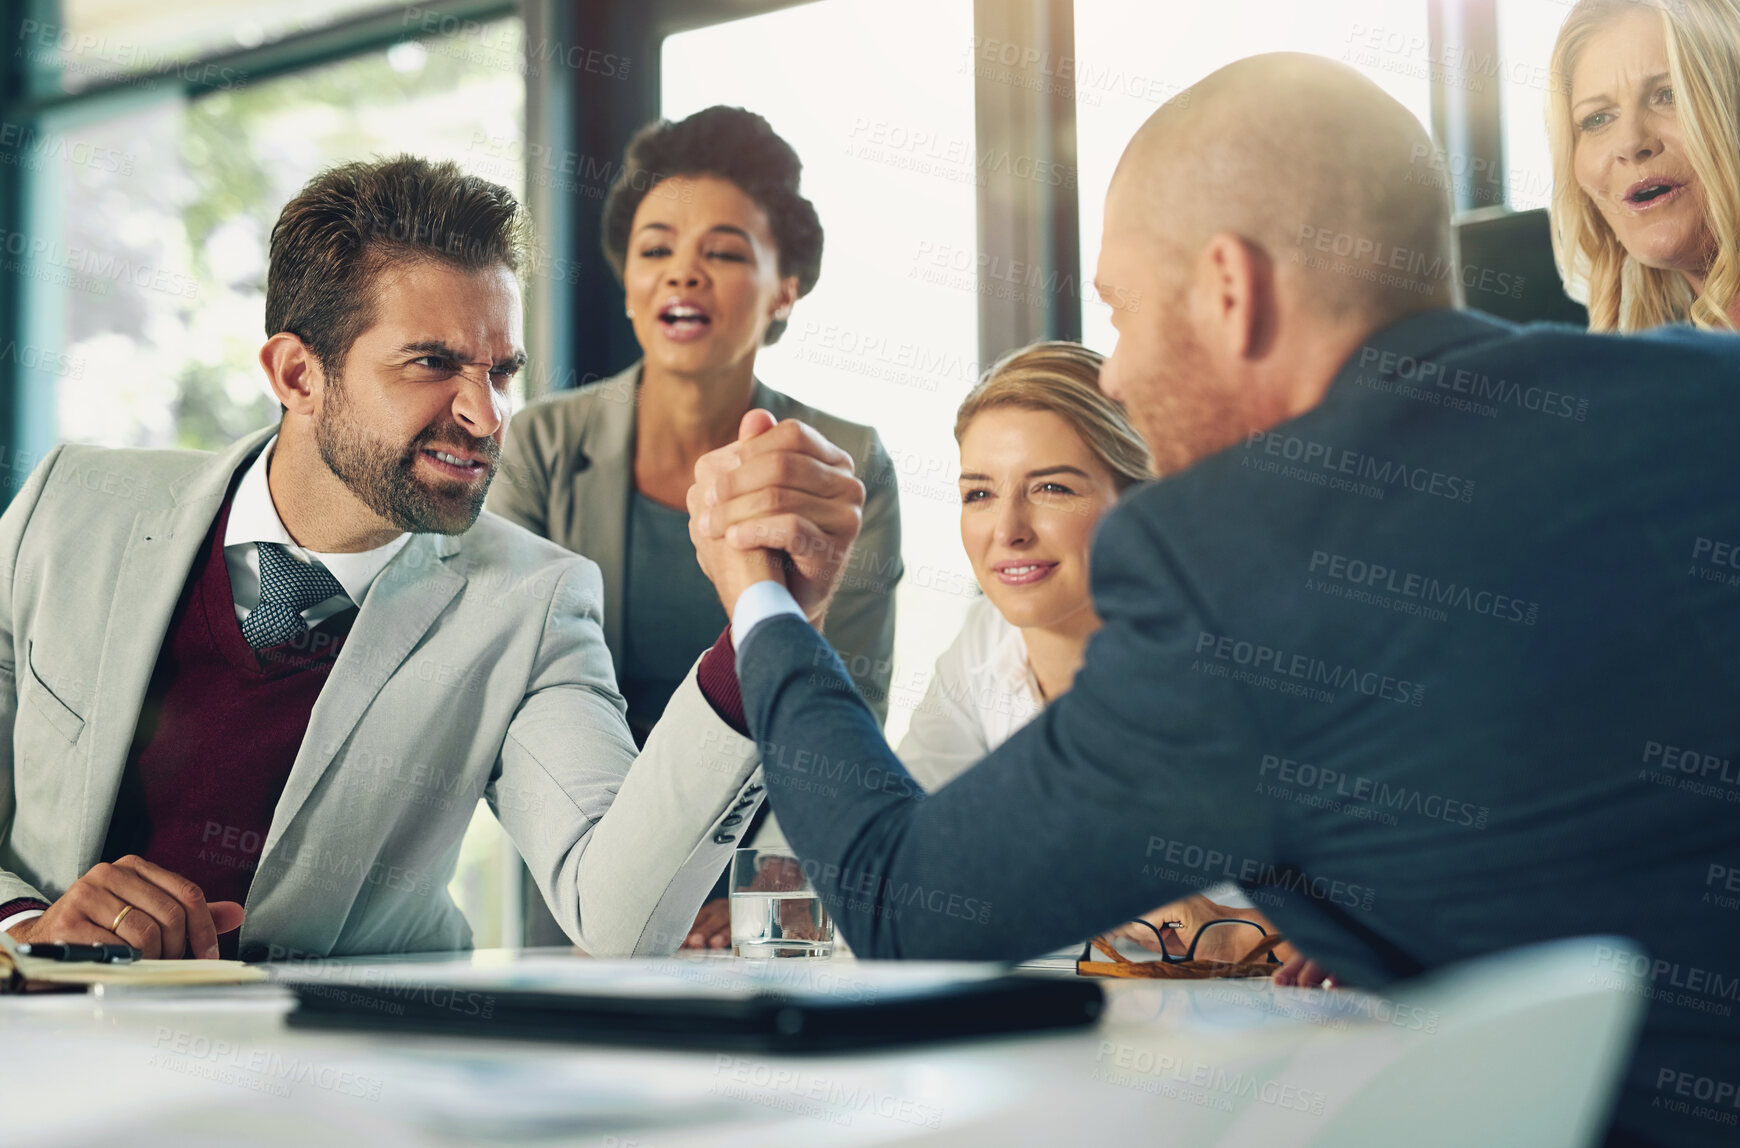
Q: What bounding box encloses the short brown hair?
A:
[955,341,1154,491]
[266,155,527,373]
[600,106,822,346]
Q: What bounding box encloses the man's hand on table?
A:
[1272,953,1338,988]
[682,898,732,951]
[5,855,244,959]
[688,410,865,628]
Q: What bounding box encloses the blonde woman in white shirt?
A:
[896,342,1293,966]
[898,341,1151,790]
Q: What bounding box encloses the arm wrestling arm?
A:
[817,433,901,726]
[491,559,764,956]
[738,505,1274,959]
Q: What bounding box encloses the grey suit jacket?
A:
[0,428,767,958]
[487,362,903,722]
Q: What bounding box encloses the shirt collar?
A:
[224,435,413,607]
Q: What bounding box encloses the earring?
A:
[625,307,635,319]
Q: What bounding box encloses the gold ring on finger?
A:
[111,904,134,933]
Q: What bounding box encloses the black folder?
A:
[281,957,1103,1053]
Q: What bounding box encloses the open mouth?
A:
[1625,178,1684,208]
[420,447,489,480]
[657,300,712,342]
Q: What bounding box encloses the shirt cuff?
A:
[0,899,49,936]
[731,580,805,649]
[696,627,749,736]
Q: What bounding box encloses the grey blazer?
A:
[488,362,903,722]
[0,428,767,958]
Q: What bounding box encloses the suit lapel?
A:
[79,430,275,870]
[262,532,466,859]
[570,364,638,659]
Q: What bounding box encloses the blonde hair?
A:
[955,341,1155,491]
[1547,0,1740,331]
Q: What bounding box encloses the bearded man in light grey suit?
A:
[0,156,862,962]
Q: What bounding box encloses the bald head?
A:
[1111,53,1457,322]
[1093,55,1463,478]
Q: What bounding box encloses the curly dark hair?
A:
[601,106,823,345]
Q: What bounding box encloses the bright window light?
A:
[1497,0,1571,213]
[664,0,978,744]
[1075,0,1434,357]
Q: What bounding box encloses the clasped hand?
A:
[687,410,865,628]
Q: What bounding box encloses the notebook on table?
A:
[0,928,266,992]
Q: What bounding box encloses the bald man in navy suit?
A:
[688,54,1740,1148]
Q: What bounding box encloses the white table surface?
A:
[0,949,1381,1147]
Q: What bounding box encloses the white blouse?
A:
[895,596,1043,793]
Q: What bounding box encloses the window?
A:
[1497,0,1570,213]
[32,23,525,451]
[1073,1,1435,356]
[663,0,979,744]
[41,0,403,92]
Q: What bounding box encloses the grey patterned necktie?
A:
[242,541,347,651]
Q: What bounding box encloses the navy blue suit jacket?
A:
[740,308,1740,1147]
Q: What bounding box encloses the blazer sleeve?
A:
[487,405,554,537]
[489,557,763,956]
[819,430,901,726]
[737,500,1274,959]
[0,447,66,908]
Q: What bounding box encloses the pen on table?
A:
[15,942,143,964]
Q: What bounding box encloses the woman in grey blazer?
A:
[492,107,901,948]
[489,106,902,746]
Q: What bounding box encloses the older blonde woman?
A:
[1547,0,1740,330]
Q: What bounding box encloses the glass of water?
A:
[729,848,834,958]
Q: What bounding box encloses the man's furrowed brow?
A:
[398,340,527,370]
[398,339,469,361]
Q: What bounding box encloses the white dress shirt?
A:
[1,437,412,937]
[224,435,412,624]
[730,579,806,648]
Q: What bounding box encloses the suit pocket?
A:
[22,645,85,745]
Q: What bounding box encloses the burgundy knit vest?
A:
[101,488,354,954]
